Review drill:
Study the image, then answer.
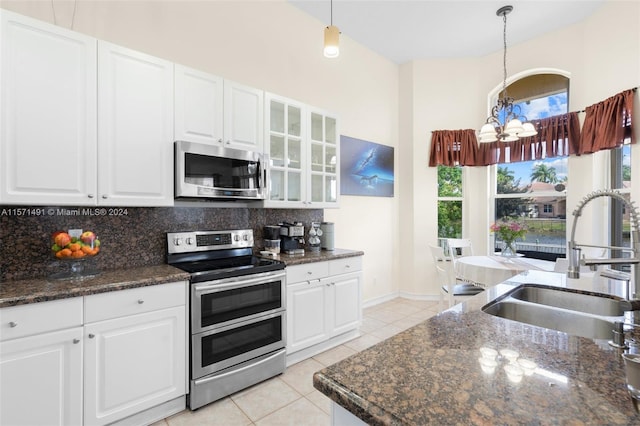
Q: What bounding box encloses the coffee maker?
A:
[279,222,305,254]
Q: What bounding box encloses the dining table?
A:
[454,255,556,287]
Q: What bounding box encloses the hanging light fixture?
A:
[324,0,340,58]
[478,5,537,143]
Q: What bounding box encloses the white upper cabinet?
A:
[308,108,339,208]
[0,11,174,206]
[175,67,263,152]
[263,93,306,207]
[0,9,97,205]
[97,41,174,206]
[263,95,339,209]
[223,80,264,152]
[174,64,224,145]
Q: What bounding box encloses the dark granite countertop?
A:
[313,270,640,425]
[259,248,364,266]
[1,249,363,308]
[0,265,190,308]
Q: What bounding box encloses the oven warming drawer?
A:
[189,348,286,410]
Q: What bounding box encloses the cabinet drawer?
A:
[329,256,363,276]
[84,281,186,323]
[286,262,329,284]
[0,298,83,341]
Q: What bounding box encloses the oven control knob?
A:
[234,235,240,242]
[186,237,194,245]
[242,234,249,241]
[174,238,183,246]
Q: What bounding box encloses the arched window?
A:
[490,70,570,260]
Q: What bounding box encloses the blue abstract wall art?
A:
[340,135,394,197]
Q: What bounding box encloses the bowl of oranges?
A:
[51,230,101,260]
[50,230,101,280]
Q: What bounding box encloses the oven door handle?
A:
[193,271,285,293]
[193,348,286,386]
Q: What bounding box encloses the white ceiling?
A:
[288,0,606,64]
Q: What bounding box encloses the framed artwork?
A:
[340,135,394,197]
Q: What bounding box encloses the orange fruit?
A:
[81,245,93,254]
[71,250,85,258]
[68,243,82,252]
[59,248,72,258]
[55,251,65,259]
[54,233,71,248]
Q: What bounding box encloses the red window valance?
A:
[476,112,581,165]
[578,88,635,154]
[428,88,636,168]
[428,129,478,167]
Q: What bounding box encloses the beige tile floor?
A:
[153,297,442,426]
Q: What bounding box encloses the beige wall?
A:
[406,0,640,296]
[2,0,638,302]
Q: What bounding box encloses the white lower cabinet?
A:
[0,297,84,426]
[84,306,185,426]
[83,282,186,426]
[0,281,187,426]
[287,279,329,353]
[0,327,84,426]
[286,257,362,361]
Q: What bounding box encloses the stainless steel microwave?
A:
[175,141,266,200]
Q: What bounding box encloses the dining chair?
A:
[445,238,474,281]
[429,245,484,310]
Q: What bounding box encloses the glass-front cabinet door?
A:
[309,110,339,207]
[264,94,305,206]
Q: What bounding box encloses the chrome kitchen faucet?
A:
[568,189,640,303]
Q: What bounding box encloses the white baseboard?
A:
[362,291,399,308]
[363,291,440,308]
[397,291,440,301]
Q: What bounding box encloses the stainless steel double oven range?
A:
[167,229,286,410]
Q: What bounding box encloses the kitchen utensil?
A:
[320,222,334,251]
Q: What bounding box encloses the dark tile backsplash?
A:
[0,205,322,282]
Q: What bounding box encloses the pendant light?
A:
[478,5,537,143]
[324,0,340,58]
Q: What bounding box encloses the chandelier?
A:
[478,5,537,143]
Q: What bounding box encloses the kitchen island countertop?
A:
[313,270,640,425]
[0,264,190,308]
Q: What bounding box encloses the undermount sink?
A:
[482,284,626,339]
[509,285,625,317]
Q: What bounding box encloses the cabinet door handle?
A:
[88,334,95,339]
[8,321,17,328]
[73,338,80,344]
[137,299,144,304]
[88,194,94,199]
[217,138,223,143]
[101,195,108,199]
[345,265,351,269]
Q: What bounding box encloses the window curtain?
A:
[428,129,478,167]
[476,112,581,165]
[579,89,635,154]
